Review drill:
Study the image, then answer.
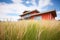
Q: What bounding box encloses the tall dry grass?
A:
[0,20,60,40]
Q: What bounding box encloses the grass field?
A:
[0,20,60,40]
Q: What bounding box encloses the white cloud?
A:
[57,11,60,14]
[55,17,60,20]
[55,11,60,20]
[0,15,19,21]
[39,0,53,8]
[12,0,22,4]
[0,0,53,21]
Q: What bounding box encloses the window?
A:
[24,14,30,18]
[34,16,42,20]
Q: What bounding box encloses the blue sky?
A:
[0,0,60,21]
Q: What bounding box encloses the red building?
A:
[20,10,57,20]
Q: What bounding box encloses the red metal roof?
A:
[20,10,57,17]
[20,10,40,16]
[30,10,57,17]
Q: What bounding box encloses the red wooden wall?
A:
[30,13,55,20]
